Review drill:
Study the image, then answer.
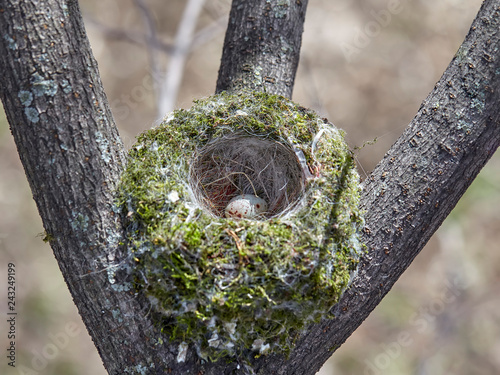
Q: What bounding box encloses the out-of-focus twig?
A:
[157,0,206,117]
[84,11,225,57]
[133,0,163,99]
[191,14,227,50]
[84,2,227,118]
[83,13,173,53]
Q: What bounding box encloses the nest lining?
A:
[189,132,305,218]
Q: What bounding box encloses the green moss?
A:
[116,91,364,361]
[39,231,55,243]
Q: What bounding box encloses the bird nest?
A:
[116,91,364,362]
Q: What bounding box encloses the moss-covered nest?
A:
[117,91,364,361]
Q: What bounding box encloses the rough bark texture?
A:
[0,0,498,374]
[249,1,500,373]
[215,0,308,98]
[0,1,173,374]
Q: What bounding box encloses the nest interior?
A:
[190,133,304,218]
[116,91,364,361]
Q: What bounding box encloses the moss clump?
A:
[117,91,363,361]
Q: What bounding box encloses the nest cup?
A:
[117,91,364,361]
[189,132,305,218]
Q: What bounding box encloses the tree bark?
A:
[247,1,500,373]
[0,0,498,374]
[0,1,174,374]
[216,0,308,98]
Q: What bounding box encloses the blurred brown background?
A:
[2,0,498,374]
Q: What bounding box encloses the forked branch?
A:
[0,0,498,374]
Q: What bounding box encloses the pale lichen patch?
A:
[31,72,58,97]
[18,91,33,106]
[24,107,39,123]
[3,34,17,50]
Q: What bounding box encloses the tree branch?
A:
[248,1,500,373]
[158,0,206,115]
[0,1,172,374]
[83,12,173,54]
[0,0,498,374]
[216,0,309,98]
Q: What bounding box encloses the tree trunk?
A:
[216,0,308,98]
[0,1,172,374]
[252,1,500,373]
[0,0,498,374]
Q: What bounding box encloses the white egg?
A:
[225,194,268,219]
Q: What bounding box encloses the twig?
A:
[191,14,228,50]
[83,12,173,53]
[157,0,206,116]
[133,0,163,96]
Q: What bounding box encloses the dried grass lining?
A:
[189,133,305,218]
